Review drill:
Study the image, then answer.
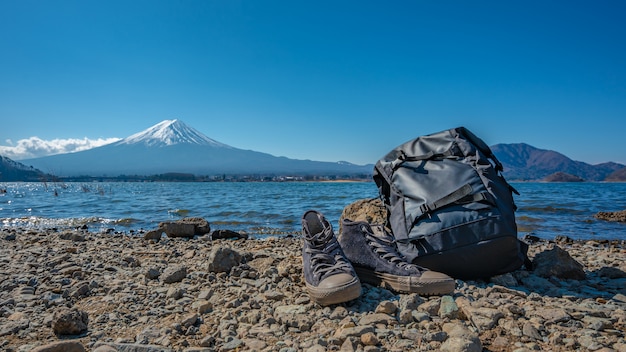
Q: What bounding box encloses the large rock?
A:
[31,341,85,352]
[594,209,626,222]
[52,308,88,335]
[339,198,386,233]
[207,246,243,273]
[161,265,187,283]
[158,217,211,238]
[440,322,482,352]
[143,229,163,241]
[533,246,586,280]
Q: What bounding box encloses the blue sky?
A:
[1,1,625,165]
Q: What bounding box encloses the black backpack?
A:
[373,127,528,280]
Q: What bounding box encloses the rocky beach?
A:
[1,220,625,352]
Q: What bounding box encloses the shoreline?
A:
[1,228,625,352]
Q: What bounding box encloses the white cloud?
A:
[0,137,121,160]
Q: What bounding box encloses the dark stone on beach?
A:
[594,209,626,223]
[145,267,160,280]
[59,231,86,242]
[207,246,242,273]
[161,222,195,238]
[31,341,86,352]
[594,266,626,279]
[52,307,89,335]
[339,198,387,233]
[533,246,586,280]
[143,229,163,241]
[211,229,248,240]
[158,217,211,238]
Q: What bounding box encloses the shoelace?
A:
[305,231,353,280]
[362,224,422,271]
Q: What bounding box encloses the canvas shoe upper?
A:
[301,210,361,306]
[339,219,455,295]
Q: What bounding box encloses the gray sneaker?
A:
[339,219,455,295]
[302,210,361,306]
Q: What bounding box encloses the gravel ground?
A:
[1,227,625,352]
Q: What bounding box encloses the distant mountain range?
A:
[491,143,625,181]
[1,121,625,182]
[0,155,51,182]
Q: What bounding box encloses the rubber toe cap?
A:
[419,270,453,282]
[318,273,358,288]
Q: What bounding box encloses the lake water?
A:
[1,181,625,241]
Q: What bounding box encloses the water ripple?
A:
[1,181,625,240]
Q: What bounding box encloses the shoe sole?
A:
[305,276,361,306]
[354,267,455,295]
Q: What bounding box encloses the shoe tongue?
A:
[311,228,334,246]
[370,224,393,241]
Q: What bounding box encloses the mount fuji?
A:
[20,120,373,177]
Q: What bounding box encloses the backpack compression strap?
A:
[414,184,494,220]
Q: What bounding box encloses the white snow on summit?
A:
[116,119,230,147]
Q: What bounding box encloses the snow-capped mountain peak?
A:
[115,119,230,147]
[18,120,373,178]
